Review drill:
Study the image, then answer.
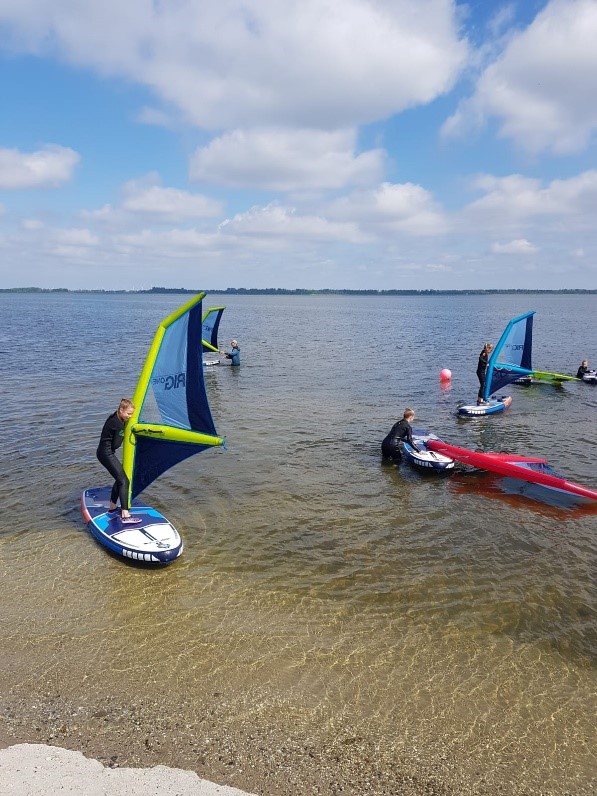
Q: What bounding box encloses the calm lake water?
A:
[0,292,596,794]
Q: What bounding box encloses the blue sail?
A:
[124,294,223,500]
[202,306,225,352]
[483,311,535,399]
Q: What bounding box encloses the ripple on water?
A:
[1,292,596,794]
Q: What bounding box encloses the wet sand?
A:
[3,687,594,795]
[0,691,462,796]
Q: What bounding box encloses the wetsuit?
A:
[96,412,130,510]
[381,419,419,461]
[225,345,240,366]
[576,364,589,379]
[477,349,490,399]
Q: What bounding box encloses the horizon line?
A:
[1,286,596,296]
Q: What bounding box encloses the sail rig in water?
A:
[426,437,597,503]
[122,293,224,504]
[202,306,225,353]
[482,311,535,401]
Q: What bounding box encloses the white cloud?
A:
[491,238,538,254]
[465,170,597,227]
[0,144,80,188]
[0,1,468,130]
[327,182,449,235]
[54,228,99,246]
[220,203,368,243]
[486,4,517,39]
[113,204,367,261]
[21,218,44,230]
[48,227,99,259]
[122,175,223,220]
[117,228,216,255]
[443,0,597,154]
[190,127,384,191]
[79,204,117,221]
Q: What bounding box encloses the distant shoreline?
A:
[1,287,596,296]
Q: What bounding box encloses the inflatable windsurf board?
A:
[81,486,183,564]
[457,395,512,417]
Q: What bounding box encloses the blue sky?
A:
[1,0,596,290]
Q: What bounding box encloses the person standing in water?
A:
[381,408,420,462]
[476,342,494,405]
[96,398,142,524]
[221,339,240,366]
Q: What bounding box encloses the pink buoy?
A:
[439,368,452,382]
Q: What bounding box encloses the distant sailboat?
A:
[458,310,535,416]
[458,309,578,416]
[202,305,225,365]
[82,292,224,563]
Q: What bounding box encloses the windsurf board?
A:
[457,395,512,417]
[81,486,183,564]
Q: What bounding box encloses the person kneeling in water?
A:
[381,408,420,462]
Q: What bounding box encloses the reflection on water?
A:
[0,292,596,793]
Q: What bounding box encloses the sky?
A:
[1,0,596,291]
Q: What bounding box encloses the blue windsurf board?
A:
[81,486,183,564]
[457,395,512,417]
[401,430,455,472]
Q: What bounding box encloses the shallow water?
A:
[0,292,596,793]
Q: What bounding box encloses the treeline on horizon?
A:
[1,286,595,296]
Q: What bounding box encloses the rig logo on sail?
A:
[153,373,187,390]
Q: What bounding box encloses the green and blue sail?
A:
[482,309,577,398]
[202,306,225,353]
[122,293,223,503]
[483,310,534,400]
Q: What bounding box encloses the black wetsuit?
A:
[381,419,419,461]
[96,412,130,510]
[477,349,490,399]
[576,364,589,379]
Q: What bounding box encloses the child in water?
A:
[381,408,420,462]
[96,398,142,524]
[476,342,494,404]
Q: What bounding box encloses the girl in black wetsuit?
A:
[476,342,494,404]
[96,398,142,524]
[381,408,420,462]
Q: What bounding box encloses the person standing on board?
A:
[381,408,420,462]
[576,359,590,379]
[221,339,240,366]
[476,342,494,405]
[96,398,142,524]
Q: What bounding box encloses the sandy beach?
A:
[0,743,255,795]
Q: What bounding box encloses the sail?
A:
[531,370,578,383]
[426,438,597,502]
[483,311,534,399]
[202,306,225,353]
[122,293,224,501]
